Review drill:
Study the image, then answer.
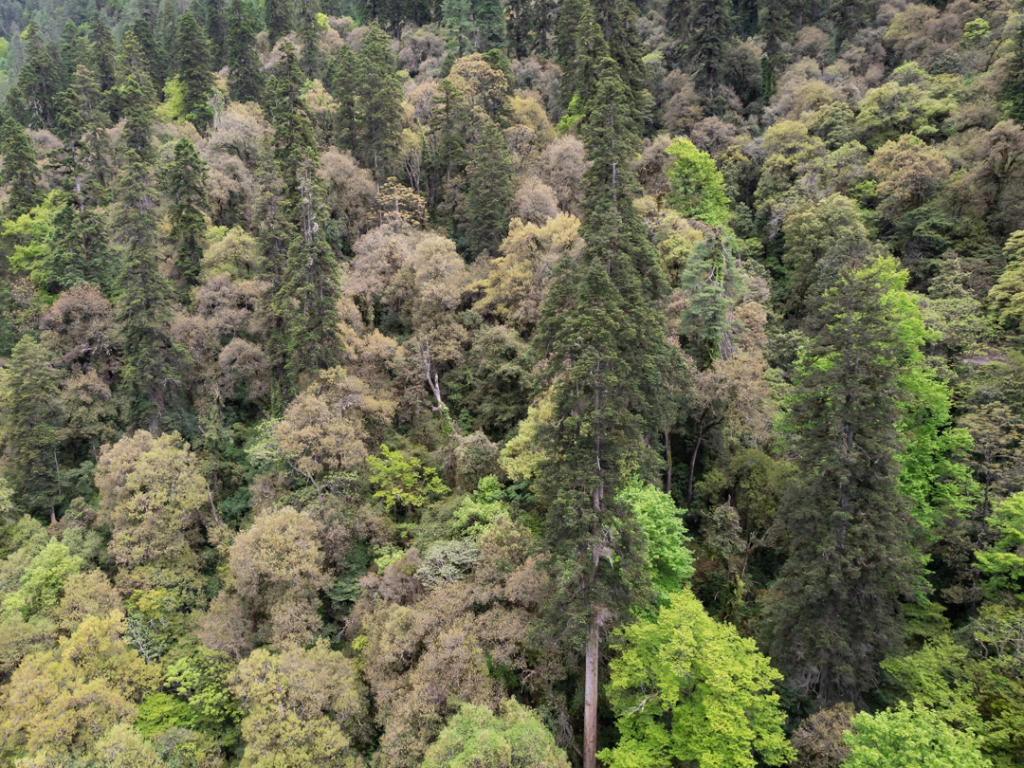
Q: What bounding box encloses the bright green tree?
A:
[842,703,991,768]
[666,137,730,226]
[2,538,83,619]
[423,700,571,768]
[599,589,795,768]
[619,478,695,602]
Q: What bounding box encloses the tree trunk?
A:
[584,618,600,768]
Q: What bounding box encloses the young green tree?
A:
[762,256,928,706]
[533,51,676,768]
[0,335,65,523]
[666,137,730,226]
[600,589,795,768]
[464,115,514,260]
[163,137,208,286]
[175,8,215,134]
[227,0,263,102]
[353,23,403,183]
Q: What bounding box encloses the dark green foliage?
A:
[19,22,62,130]
[1,335,64,521]
[88,13,116,92]
[465,116,514,260]
[47,194,116,293]
[325,43,356,150]
[132,17,169,90]
[227,0,264,102]
[0,119,44,217]
[353,23,403,181]
[667,0,732,109]
[113,144,178,431]
[163,138,209,286]
[264,0,293,48]
[1001,7,1024,124]
[533,55,674,646]
[762,257,927,706]
[205,0,229,68]
[176,9,216,135]
[295,0,323,78]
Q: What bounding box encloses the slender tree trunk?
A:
[664,427,672,494]
[584,618,600,768]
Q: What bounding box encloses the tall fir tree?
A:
[227,0,264,102]
[666,0,733,110]
[264,0,293,48]
[267,45,344,398]
[157,0,179,70]
[471,0,506,52]
[464,114,514,260]
[295,0,324,78]
[758,0,797,100]
[205,0,229,68]
[0,118,44,218]
[762,256,928,706]
[533,53,674,768]
[176,8,216,135]
[132,17,168,91]
[324,43,356,150]
[19,22,62,130]
[1,335,65,523]
[88,13,116,92]
[163,137,208,286]
[353,23,403,183]
[64,64,114,204]
[1001,4,1024,124]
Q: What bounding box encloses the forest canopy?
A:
[0,0,1023,765]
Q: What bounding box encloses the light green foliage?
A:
[2,538,83,620]
[367,445,450,515]
[618,478,694,601]
[422,699,570,768]
[134,692,196,736]
[451,475,509,534]
[164,647,242,733]
[2,193,56,294]
[665,138,730,227]
[988,232,1024,332]
[842,703,991,768]
[976,491,1024,598]
[599,589,794,768]
[415,539,480,588]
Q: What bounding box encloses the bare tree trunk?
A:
[664,428,672,494]
[584,618,600,768]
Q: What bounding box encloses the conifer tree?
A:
[1001,7,1024,124]
[442,0,474,57]
[295,0,323,78]
[666,0,732,109]
[533,52,674,768]
[132,17,168,90]
[88,13,116,92]
[158,0,179,67]
[324,43,355,150]
[264,0,293,48]
[163,137,208,286]
[205,0,229,68]
[465,115,514,260]
[227,0,264,102]
[353,23,403,183]
[114,31,157,112]
[176,8,216,134]
[267,45,344,396]
[19,22,62,130]
[471,0,506,52]
[758,0,796,99]
[0,335,65,523]
[118,73,157,163]
[65,64,114,203]
[58,21,81,92]
[0,118,44,218]
[762,256,927,706]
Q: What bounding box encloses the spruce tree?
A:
[471,0,506,52]
[666,0,733,110]
[66,64,114,203]
[88,13,116,92]
[533,53,674,768]
[113,146,178,432]
[158,0,179,68]
[176,8,216,135]
[758,0,796,100]
[264,0,293,48]
[295,0,323,78]
[19,22,62,130]
[1,335,65,523]
[465,114,514,260]
[1001,6,1024,124]
[762,256,928,706]
[227,0,264,103]
[324,43,355,150]
[163,137,208,286]
[205,0,229,68]
[353,23,403,183]
[132,17,168,91]
[0,118,44,218]
[267,45,344,396]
